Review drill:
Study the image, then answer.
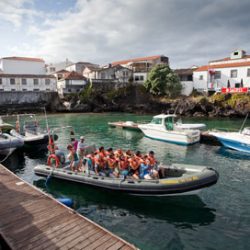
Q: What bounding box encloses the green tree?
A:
[144,64,182,97]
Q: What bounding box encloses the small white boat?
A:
[108,121,140,131]
[209,127,250,153]
[138,114,200,145]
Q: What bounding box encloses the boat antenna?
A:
[239,113,249,133]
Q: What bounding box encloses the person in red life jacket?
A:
[107,152,119,177]
[147,151,159,179]
[47,135,58,154]
[128,155,140,179]
[85,152,97,173]
[114,148,123,159]
[118,154,129,177]
[94,146,107,176]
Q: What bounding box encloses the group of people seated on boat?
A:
[47,135,160,180]
[83,147,159,180]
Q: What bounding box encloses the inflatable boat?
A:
[10,129,49,147]
[0,133,24,155]
[34,163,219,196]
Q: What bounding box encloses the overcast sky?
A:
[0,0,250,68]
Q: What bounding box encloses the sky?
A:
[0,0,250,68]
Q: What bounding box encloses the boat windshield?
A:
[150,118,162,124]
[165,117,174,130]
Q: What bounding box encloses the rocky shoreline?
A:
[1,86,249,118]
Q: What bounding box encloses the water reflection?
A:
[34,178,216,228]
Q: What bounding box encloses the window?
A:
[11,89,16,91]
[0,89,4,91]
[134,76,139,81]
[199,75,203,80]
[45,79,50,85]
[101,73,106,79]
[22,78,27,85]
[151,118,162,124]
[247,68,250,77]
[231,69,237,78]
[46,89,50,91]
[234,51,239,56]
[10,78,15,85]
[139,75,144,81]
[0,78,2,84]
[34,79,39,85]
[214,71,221,79]
[33,88,40,91]
[22,89,27,91]
[68,89,71,92]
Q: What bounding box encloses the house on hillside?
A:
[46,59,73,74]
[0,57,56,92]
[66,62,99,75]
[54,69,70,80]
[112,55,169,83]
[174,67,197,95]
[57,71,87,96]
[83,64,132,83]
[194,49,250,92]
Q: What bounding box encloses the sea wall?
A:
[0,91,60,114]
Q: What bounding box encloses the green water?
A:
[4,113,250,250]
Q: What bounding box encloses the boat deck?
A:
[108,122,141,131]
[0,164,137,250]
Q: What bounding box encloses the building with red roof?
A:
[193,49,250,91]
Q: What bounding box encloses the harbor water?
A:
[3,113,250,250]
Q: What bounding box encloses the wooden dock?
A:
[0,164,137,250]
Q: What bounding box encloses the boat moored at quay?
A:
[34,163,219,196]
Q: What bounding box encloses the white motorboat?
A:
[138,114,201,145]
[209,127,250,153]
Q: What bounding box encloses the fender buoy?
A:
[47,154,60,168]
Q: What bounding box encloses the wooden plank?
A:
[0,165,137,250]
[82,234,114,250]
[107,241,127,250]
[94,237,120,250]
[15,211,77,249]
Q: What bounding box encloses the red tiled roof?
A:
[56,69,69,73]
[195,61,250,72]
[2,56,44,62]
[63,71,86,80]
[112,55,165,66]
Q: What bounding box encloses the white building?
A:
[66,62,100,75]
[57,71,87,96]
[0,57,57,92]
[175,67,197,96]
[112,55,169,83]
[194,49,250,91]
[82,64,133,83]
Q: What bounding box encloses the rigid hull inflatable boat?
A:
[34,163,219,196]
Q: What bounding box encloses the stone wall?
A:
[0,91,60,114]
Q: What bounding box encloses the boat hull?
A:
[138,126,200,145]
[34,164,218,196]
[210,132,250,153]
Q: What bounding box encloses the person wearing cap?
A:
[77,136,86,159]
